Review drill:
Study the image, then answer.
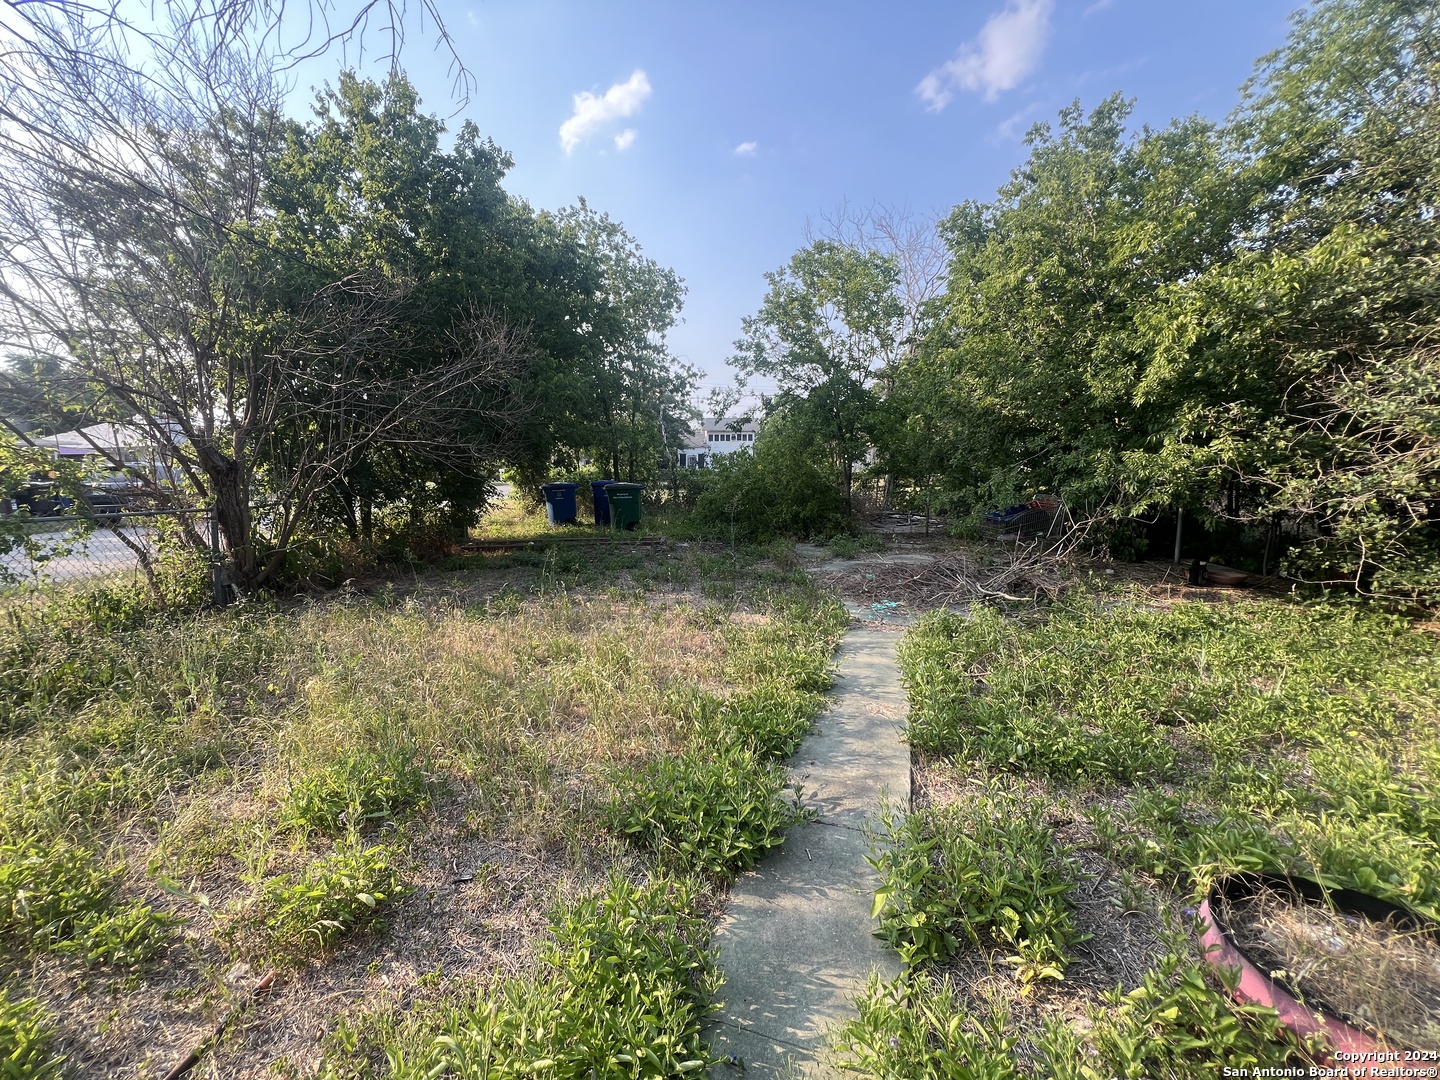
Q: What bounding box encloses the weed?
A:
[1084,793,1297,888]
[53,900,181,969]
[868,789,1083,983]
[0,993,63,1078]
[606,747,804,880]
[350,875,719,1079]
[833,973,1018,1080]
[225,841,405,967]
[283,746,431,836]
[1042,953,1307,1079]
[0,838,176,967]
[701,684,827,761]
[904,595,1440,915]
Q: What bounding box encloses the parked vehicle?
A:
[12,482,124,521]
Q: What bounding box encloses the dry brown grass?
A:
[2,548,843,1078]
[1221,886,1440,1048]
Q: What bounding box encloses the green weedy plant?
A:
[283,746,431,836]
[1084,793,1297,887]
[703,683,828,761]
[606,747,804,880]
[228,842,405,967]
[1039,954,1305,1079]
[833,973,1019,1080]
[0,992,63,1079]
[868,791,1083,983]
[0,838,177,967]
[901,606,1177,785]
[424,875,718,1079]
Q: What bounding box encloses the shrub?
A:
[688,421,849,543]
[606,747,804,880]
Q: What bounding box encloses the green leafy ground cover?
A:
[0,543,844,1076]
[846,589,1439,1076]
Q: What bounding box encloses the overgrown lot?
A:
[0,544,845,1077]
[846,589,1440,1077]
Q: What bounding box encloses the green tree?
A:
[0,33,528,589]
[919,94,1248,528]
[556,200,694,482]
[266,73,576,545]
[1147,0,1440,597]
[732,241,904,509]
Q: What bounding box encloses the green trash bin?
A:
[606,482,644,531]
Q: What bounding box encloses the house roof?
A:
[33,423,161,457]
[700,416,759,434]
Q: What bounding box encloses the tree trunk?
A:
[339,484,358,542]
[196,445,257,587]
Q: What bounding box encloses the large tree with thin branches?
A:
[0,4,530,588]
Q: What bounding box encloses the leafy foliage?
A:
[225,842,405,968]
[0,838,177,968]
[688,411,849,542]
[283,745,431,836]
[731,240,903,507]
[0,993,62,1079]
[868,791,1083,983]
[606,747,804,880]
[902,592,1440,915]
[834,973,1019,1080]
[1043,955,1304,1080]
[374,876,718,1080]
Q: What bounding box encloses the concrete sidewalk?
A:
[707,618,910,1078]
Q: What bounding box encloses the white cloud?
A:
[614,128,637,151]
[916,0,1055,111]
[996,100,1048,141]
[466,9,478,26]
[1083,0,1114,14]
[733,141,758,156]
[559,70,651,154]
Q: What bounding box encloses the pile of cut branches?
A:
[817,547,1073,609]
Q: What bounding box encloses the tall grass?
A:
[0,548,846,1072]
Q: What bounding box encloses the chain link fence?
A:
[0,506,223,604]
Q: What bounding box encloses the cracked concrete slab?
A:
[707,626,910,1078]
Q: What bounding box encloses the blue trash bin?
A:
[591,479,615,526]
[540,482,580,525]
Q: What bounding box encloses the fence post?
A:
[209,507,228,608]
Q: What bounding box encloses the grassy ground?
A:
[841,585,1440,1077]
[0,538,846,1078]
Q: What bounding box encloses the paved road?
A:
[0,526,159,586]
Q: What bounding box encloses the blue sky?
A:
[292,0,1301,399]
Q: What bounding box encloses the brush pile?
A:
[816,548,1072,608]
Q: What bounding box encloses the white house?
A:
[677,416,759,468]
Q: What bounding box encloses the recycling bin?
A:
[539,482,580,526]
[591,479,615,526]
